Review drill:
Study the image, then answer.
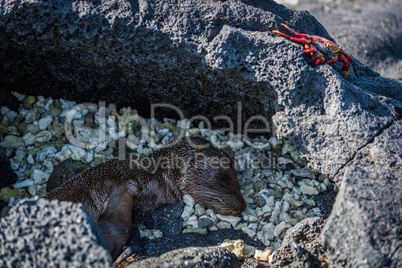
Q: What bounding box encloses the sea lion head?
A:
[180,149,247,215]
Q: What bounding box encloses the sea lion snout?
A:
[182,155,247,216]
[189,187,247,216]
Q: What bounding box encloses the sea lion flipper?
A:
[95,184,138,259]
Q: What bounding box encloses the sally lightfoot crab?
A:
[272,23,353,77]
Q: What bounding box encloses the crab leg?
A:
[272,30,311,44]
[279,23,312,39]
[339,53,352,77]
[307,51,319,64]
[304,45,316,53]
[308,51,325,65]
[326,54,338,65]
[315,52,325,65]
[306,44,325,66]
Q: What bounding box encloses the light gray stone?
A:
[322,166,402,267]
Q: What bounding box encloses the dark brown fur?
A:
[46,136,246,259]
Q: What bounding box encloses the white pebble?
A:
[43,159,54,172]
[28,185,37,196]
[208,226,218,231]
[35,131,52,143]
[183,194,195,207]
[320,183,327,192]
[8,196,16,207]
[247,215,259,223]
[281,141,295,155]
[216,214,242,228]
[281,201,290,212]
[36,146,57,162]
[205,209,218,220]
[257,223,275,246]
[216,221,232,229]
[30,169,50,184]
[183,215,198,228]
[270,201,282,224]
[14,148,26,163]
[242,168,254,179]
[6,110,18,122]
[312,207,321,215]
[181,206,195,221]
[55,144,93,162]
[59,98,78,118]
[0,106,9,115]
[27,154,34,164]
[268,137,282,147]
[274,222,291,237]
[194,204,205,217]
[242,226,256,237]
[22,132,36,146]
[10,159,19,170]
[38,115,53,130]
[234,222,248,231]
[300,184,319,195]
[248,223,258,231]
[13,179,35,188]
[44,98,54,111]
[256,207,264,217]
[287,197,303,207]
[262,169,275,177]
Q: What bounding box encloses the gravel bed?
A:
[0,91,337,259]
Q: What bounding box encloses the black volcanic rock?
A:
[0,197,113,267]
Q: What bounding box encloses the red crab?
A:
[272,23,353,78]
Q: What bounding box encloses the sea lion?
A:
[46,136,246,260]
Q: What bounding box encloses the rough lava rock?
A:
[334,118,402,180]
[270,217,328,267]
[322,166,402,268]
[129,246,240,268]
[0,197,113,267]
